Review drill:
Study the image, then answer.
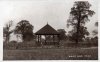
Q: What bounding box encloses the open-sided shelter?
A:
[35,23,60,45]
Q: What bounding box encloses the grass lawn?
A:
[3,47,98,60]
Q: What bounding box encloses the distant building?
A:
[10,32,22,42]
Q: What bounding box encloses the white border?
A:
[0,0,99,62]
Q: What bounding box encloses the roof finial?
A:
[47,22,48,25]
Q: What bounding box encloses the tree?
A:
[3,21,13,43]
[68,26,89,42]
[92,22,98,46]
[67,1,95,44]
[92,30,98,36]
[95,22,98,27]
[92,22,98,36]
[15,20,34,42]
[57,29,67,40]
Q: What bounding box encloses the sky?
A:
[0,0,98,37]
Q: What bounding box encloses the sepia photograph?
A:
[2,0,98,60]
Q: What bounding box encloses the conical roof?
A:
[35,24,59,35]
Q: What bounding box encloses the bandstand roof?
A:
[35,24,59,35]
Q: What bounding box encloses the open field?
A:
[3,47,98,60]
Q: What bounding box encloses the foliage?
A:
[67,1,95,44]
[85,36,98,46]
[95,22,98,27]
[68,26,89,42]
[92,30,98,36]
[15,20,34,42]
[3,21,13,43]
[92,22,98,36]
[57,29,67,40]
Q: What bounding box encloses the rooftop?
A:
[35,23,59,35]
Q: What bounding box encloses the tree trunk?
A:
[22,34,25,42]
[76,22,80,44]
[6,36,9,43]
[76,11,81,45]
[5,34,10,43]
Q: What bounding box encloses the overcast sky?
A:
[0,0,98,37]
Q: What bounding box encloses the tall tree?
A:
[3,21,13,43]
[15,20,34,42]
[67,1,95,44]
